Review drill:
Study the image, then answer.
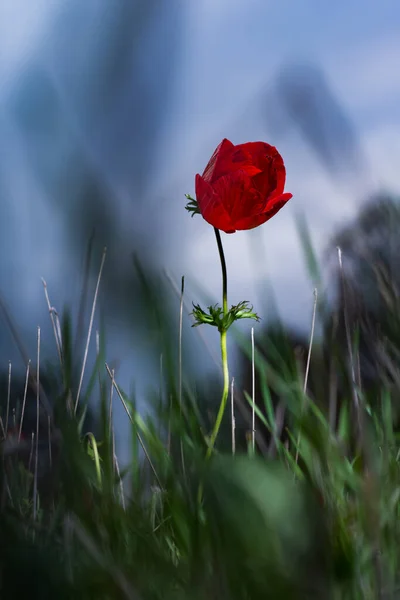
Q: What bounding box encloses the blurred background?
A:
[1,0,400,462]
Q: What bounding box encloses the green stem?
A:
[206,228,229,459]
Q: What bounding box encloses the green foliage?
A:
[191,301,259,331]
[2,199,400,598]
[184,193,201,217]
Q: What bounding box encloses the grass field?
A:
[1,214,400,600]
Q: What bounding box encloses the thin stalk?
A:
[74,230,94,356]
[337,247,383,598]
[179,276,186,476]
[28,433,35,472]
[42,278,63,365]
[33,327,40,521]
[167,394,172,457]
[48,415,52,469]
[114,450,126,511]
[0,294,51,419]
[206,228,229,459]
[5,361,11,435]
[295,288,318,465]
[105,363,164,492]
[67,515,140,600]
[112,430,116,476]
[164,269,220,367]
[108,368,115,441]
[251,327,255,453]
[328,313,339,431]
[230,377,235,455]
[75,247,107,414]
[337,248,362,433]
[85,433,102,486]
[215,227,228,315]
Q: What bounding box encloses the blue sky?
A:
[1,0,399,328]
[0,0,400,461]
[154,0,400,330]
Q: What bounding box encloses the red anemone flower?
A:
[195,138,292,233]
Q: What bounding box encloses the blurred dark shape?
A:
[9,0,181,197]
[238,322,314,453]
[0,358,99,497]
[203,456,331,598]
[45,0,182,198]
[327,193,400,390]
[274,63,368,186]
[237,194,400,453]
[2,0,182,331]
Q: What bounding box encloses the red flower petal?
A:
[195,174,236,233]
[202,138,262,184]
[239,142,287,199]
[194,138,292,233]
[235,142,278,169]
[234,193,292,231]
[262,192,293,215]
[210,171,265,225]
